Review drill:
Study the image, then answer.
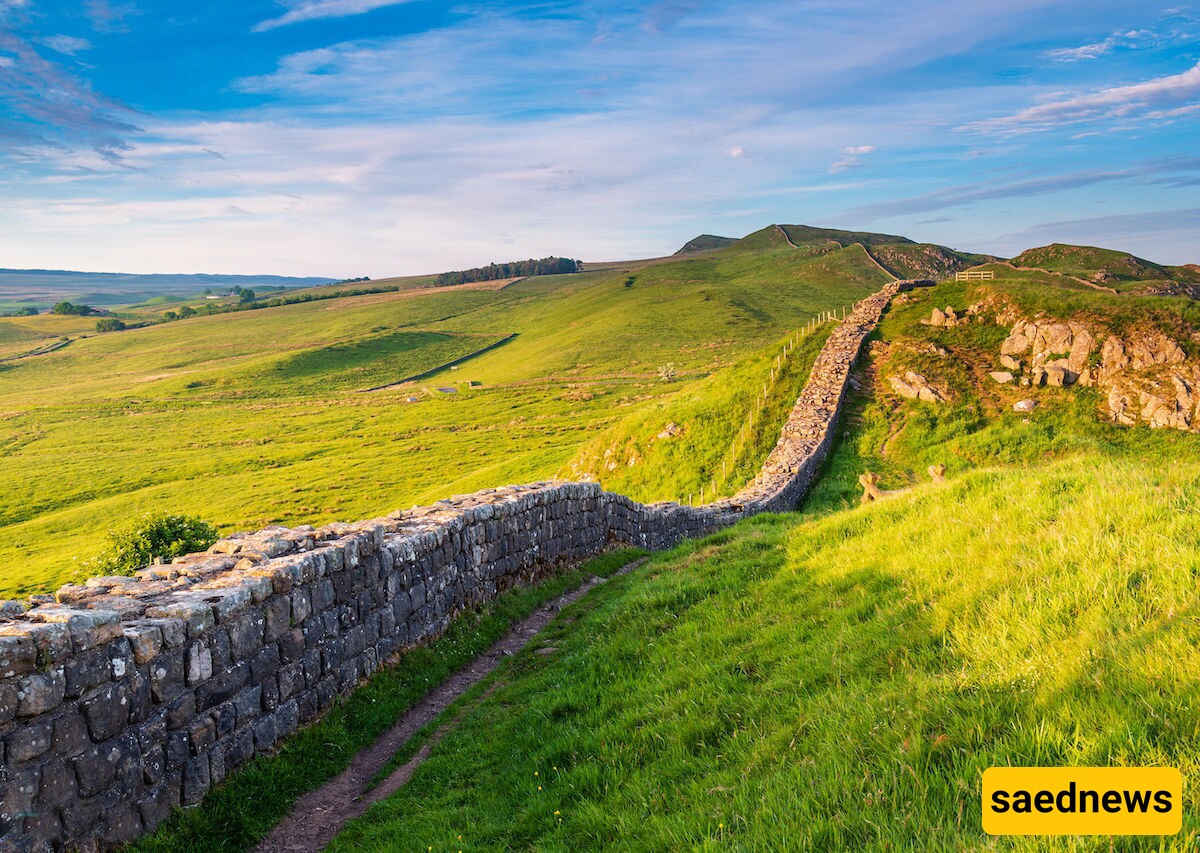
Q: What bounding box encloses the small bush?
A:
[86,513,219,577]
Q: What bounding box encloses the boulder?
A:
[888,376,918,399]
[1034,323,1073,355]
[1012,399,1038,413]
[1001,321,1033,355]
[989,371,1014,384]
[999,354,1021,372]
[1044,365,1071,387]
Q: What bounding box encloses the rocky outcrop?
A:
[998,315,1200,431]
[999,320,1094,387]
[0,278,930,852]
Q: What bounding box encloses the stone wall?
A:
[0,279,924,851]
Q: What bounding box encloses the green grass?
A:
[563,323,834,503]
[129,548,646,853]
[0,243,888,597]
[328,454,1200,852]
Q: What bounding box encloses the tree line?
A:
[435,257,580,286]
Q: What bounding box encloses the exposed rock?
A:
[989,371,1014,384]
[656,422,682,440]
[999,354,1021,372]
[1013,399,1038,412]
[1044,365,1072,387]
[889,370,944,403]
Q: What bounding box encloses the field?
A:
[0,237,888,596]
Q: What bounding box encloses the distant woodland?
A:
[436,257,580,286]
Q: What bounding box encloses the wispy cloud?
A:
[830,144,875,173]
[968,61,1200,134]
[1047,29,1153,61]
[0,29,139,161]
[845,155,1200,222]
[38,35,92,55]
[84,0,138,33]
[253,0,417,32]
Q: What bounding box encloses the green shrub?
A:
[95,318,126,332]
[86,513,219,577]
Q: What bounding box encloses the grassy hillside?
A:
[0,239,888,597]
[562,324,834,504]
[329,453,1200,851]
[1012,244,1172,281]
[868,243,993,281]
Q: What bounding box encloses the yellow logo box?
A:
[983,767,1182,835]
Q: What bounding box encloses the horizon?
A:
[1,1,1199,276]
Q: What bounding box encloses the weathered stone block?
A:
[74,742,116,797]
[145,600,214,637]
[7,718,52,762]
[185,641,213,686]
[15,668,65,716]
[182,755,210,805]
[123,624,163,664]
[51,709,90,758]
[81,683,130,742]
[194,661,248,712]
[0,635,36,679]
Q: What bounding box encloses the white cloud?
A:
[253,0,417,32]
[39,35,93,55]
[0,55,14,68]
[1047,29,1153,61]
[727,146,745,158]
[829,144,875,173]
[969,60,1200,133]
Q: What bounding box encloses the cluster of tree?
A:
[1,307,39,317]
[435,257,580,286]
[230,285,256,303]
[95,318,126,332]
[51,301,95,316]
[332,276,371,285]
[163,305,199,321]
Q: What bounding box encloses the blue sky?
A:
[0,0,1198,275]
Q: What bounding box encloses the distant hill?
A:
[1009,244,1200,291]
[0,268,337,309]
[728,224,990,280]
[675,234,738,254]
[733,224,916,253]
[869,243,998,281]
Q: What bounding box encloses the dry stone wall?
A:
[0,279,924,851]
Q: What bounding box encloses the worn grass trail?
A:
[255,557,647,853]
[129,550,645,853]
